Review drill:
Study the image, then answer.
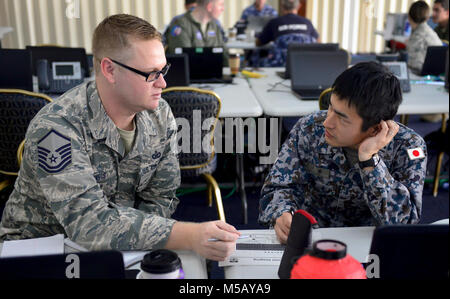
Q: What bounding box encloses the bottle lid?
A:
[141,249,182,274]
[309,240,347,260]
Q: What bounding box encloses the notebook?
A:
[290,49,348,100]
[277,43,339,79]
[0,49,34,91]
[165,53,190,87]
[175,47,233,84]
[369,224,449,279]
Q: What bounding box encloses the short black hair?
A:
[409,1,430,24]
[331,62,403,132]
[435,0,449,11]
[186,0,196,5]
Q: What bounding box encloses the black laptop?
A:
[369,224,449,279]
[277,43,340,79]
[165,53,190,87]
[290,49,348,100]
[0,251,125,279]
[176,47,233,84]
[0,49,34,91]
[421,45,448,76]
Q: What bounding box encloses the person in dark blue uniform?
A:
[255,0,319,67]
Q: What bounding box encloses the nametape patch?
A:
[407,148,425,160]
[37,129,72,174]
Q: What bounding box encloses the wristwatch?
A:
[358,154,380,169]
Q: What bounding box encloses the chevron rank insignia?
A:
[37,129,72,174]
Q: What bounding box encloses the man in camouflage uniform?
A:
[407,1,442,74]
[255,0,318,67]
[0,14,239,261]
[164,0,226,55]
[259,62,427,244]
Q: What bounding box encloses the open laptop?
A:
[26,45,90,78]
[290,49,348,100]
[246,15,275,34]
[421,46,448,76]
[369,224,449,279]
[175,47,232,84]
[0,251,125,279]
[277,43,339,79]
[0,49,34,91]
[165,53,190,87]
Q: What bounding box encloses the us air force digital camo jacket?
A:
[259,111,427,227]
[0,81,181,250]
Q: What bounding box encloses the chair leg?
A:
[433,152,445,197]
[400,115,409,125]
[0,180,11,193]
[207,184,213,208]
[202,173,226,222]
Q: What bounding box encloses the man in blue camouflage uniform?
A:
[238,0,278,23]
[0,14,239,261]
[256,0,319,67]
[259,62,427,243]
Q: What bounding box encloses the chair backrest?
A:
[318,87,333,110]
[0,89,52,175]
[268,33,318,67]
[161,87,221,170]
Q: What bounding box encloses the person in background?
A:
[432,0,449,41]
[259,62,426,244]
[164,0,226,54]
[407,0,443,74]
[238,0,278,23]
[0,14,239,261]
[255,0,319,67]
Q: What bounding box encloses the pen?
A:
[208,235,250,242]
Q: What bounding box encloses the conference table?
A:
[246,67,449,117]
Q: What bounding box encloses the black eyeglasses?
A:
[109,58,170,83]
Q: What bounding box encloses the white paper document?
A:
[219,230,285,267]
[0,234,65,258]
[219,227,376,267]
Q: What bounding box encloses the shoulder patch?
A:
[171,26,182,37]
[37,129,72,174]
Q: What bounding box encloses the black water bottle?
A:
[278,209,318,279]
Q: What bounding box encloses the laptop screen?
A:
[175,47,223,81]
[286,43,339,78]
[290,50,348,90]
[165,54,190,87]
[0,49,34,91]
[369,224,448,279]
[421,46,448,76]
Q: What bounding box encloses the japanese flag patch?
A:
[407,147,425,160]
[37,129,72,174]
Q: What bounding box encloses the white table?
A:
[248,67,449,117]
[192,74,263,118]
[223,227,376,279]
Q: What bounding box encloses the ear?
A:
[368,123,381,137]
[100,58,116,84]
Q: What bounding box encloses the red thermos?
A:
[290,240,366,279]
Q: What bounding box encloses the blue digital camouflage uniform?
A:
[240,3,278,22]
[259,111,426,227]
[0,81,181,251]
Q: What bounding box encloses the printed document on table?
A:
[0,234,64,258]
[219,230,285,267]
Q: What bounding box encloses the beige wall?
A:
[0,0,434,53]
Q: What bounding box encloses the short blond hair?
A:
[92,14,161,74]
